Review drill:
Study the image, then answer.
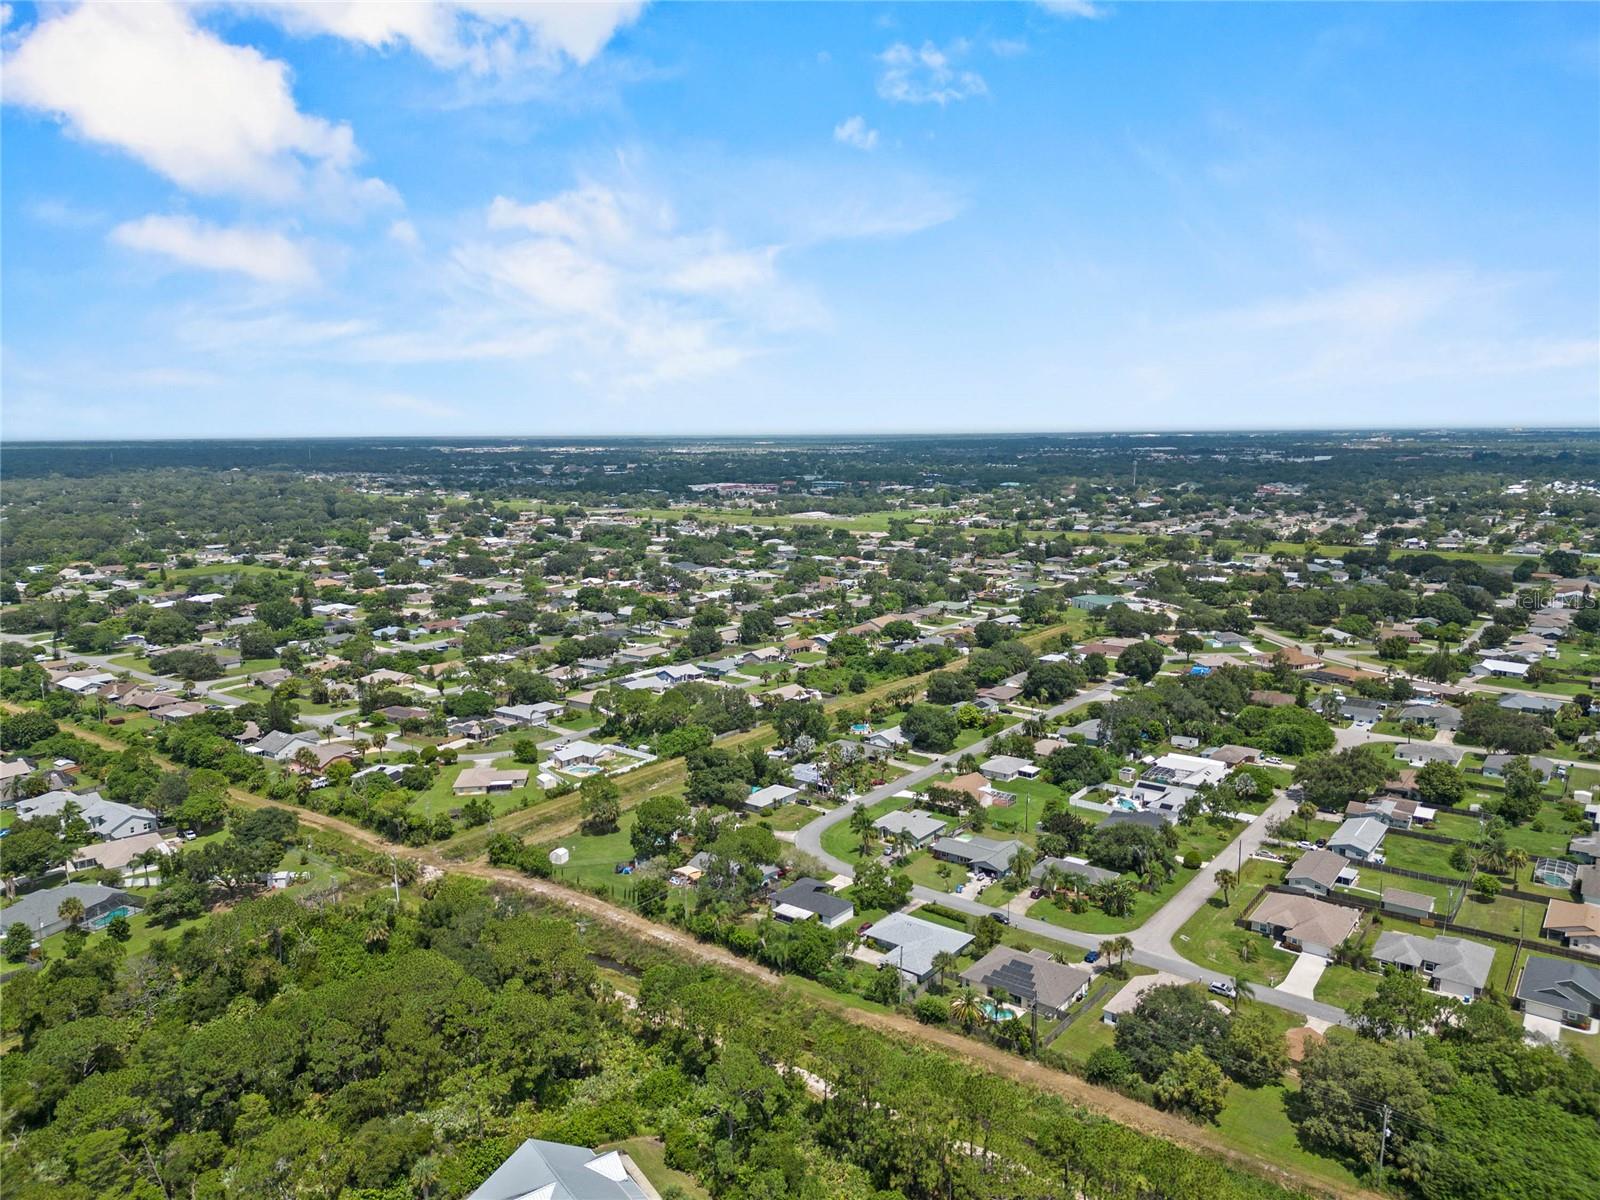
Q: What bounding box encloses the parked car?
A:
[1083,949,1101,963]
[992,913,1011,926]
[1209,980,1238,999]
[857,921,874,934]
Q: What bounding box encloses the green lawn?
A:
[1213,1081,1365,1194]
[1027,867,1198,936]
[1312,963,1381,1009]
[1379,834,1468,881]
[755,803,826,833]
[598,1138,709,1200]
[903,852,960,893]
[546,810,639,890]
[406,763,542,819]
[1170,860,1300,989]
[819,795,912,866]
[1047,966,1155,1063]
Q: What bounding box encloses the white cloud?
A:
[4,2,393,208]
[240,1,645,73]
[388,218,422,248]
[877,41,987,106]
[454,184,791,384]
[1037,1,1107,19]
[833,115,879,151]
[111,214,319,285]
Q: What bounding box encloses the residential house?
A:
[1247,891,1362,957]
[2,882,142,941]
[769,878,855,929]
[979,754,1034,782]
[69,831,175,878]
[17,789,158,841]
[1101,972,1200,1025]
[871,808,947,848]
[862,727,908,755]
[958,946,1091,1019]
[1542,899,1600,952]
[1394,704,1462,731]
[1577,864,1600,907]
[857,912,973,989]
[930,834,1023,876]
[1515,957,1600,1030]
[745,784,799,813]
[1328,816,1389,862]
[0,757,31,803]
[1208,744,1260,767]
[1284,850,1357,898]
[1346,796,1435,829]
[551,740,614,771]
[1497,693,1567,717]
[1339,699,1387,726]
[246,729,322,761]
[464,1138,649,1200]
[1144,753,1229,789]
[1400,743,1464,769]
[1483,755,1556,781]
[493,702,562,727]
[453,767,528,795]
[1030,855,1120,889]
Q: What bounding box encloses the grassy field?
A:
[1027,867,1197,936]
[405,763,542,819]
[1171,860,1300,988]
[1379,834,1468,880]
[546,810,640,889]
[1212,1080,1365,1194]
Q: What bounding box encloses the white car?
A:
[1209,980,1238,999]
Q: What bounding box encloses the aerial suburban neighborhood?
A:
[2,429,1598,1199]
[3,1,1597,1198]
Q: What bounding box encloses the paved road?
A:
[1130,791,1295,957]
[794,686,1114,876]
[792,684,1353,1026]
[1,634,248,708]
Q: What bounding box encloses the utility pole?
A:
[389,854,401,908]
[1376,1103,1392,1189]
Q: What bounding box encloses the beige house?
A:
[453,766,529,795]
[1543,900,1600,953]
[1247,891,1362,958]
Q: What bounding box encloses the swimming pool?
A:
[1114,797,1139,811]
[979,998,1012,1021]
[90,906,131,929]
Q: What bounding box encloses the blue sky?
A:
[3,1,1596,438]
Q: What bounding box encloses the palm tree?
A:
[1214,868,1240,908]
[1229,975,1255,1011]
[950,987,982,1031]
[1506,847,1530,884]
[409,1155,440,1200]
[1098,937,1119,966]
[932,950,961,991]
[1112,935,1134,967]
[57,896,85,930]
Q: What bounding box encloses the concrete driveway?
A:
[1279,952,1329,999]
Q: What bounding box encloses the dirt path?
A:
[9,696,1379,1200]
